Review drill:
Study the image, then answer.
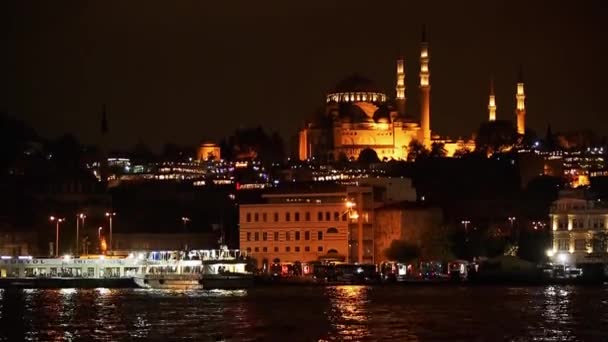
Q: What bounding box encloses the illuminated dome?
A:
[326,74,387,104]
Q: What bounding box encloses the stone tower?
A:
[419,26,431,147]
[488,79,497,121]
[516,68,526,135]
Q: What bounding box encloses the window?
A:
[318,246,324,252]
[286,232,291,241]
[274,232,279,241]
[286,212,291,222]
[305,246,310,252]
[295,212,300,221]
[575,239,587,251]
[295,247,300,252]
[305,231,310,240]
[286,246,291,252]
[263,247,268,252]
[558,220,565,229]
[318,231,323,240]
[254,213,259,222]
[327,249,338,254]
[246,247,252,253]
[246,232,251,241]
[325,212,331,221]
[254,232,259,241]
[342,213,347,221]
[558,239,569,251]
[262,213,267,222]
[295,231,300,241]
[318,212,323,221]
[262,232,267,241]
[246,213,251,222]
[254,247,259,252]
[305,212,311,221]
[327,227,338,234]
[274,247,279,252]
[334,212,340,221]
[274,212,279,222]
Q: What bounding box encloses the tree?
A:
[357,148,380,164]
[475,120,517,155]
[453,147,471,158]
[407,140,429,162]
[384,240,420,264]
[429,142,447,158]
[420,226,454,262]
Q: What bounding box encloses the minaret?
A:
[396,57,406,117]
[488,79,497,121]
[419,26,431,147]
[100,104,109,183]
[516,67,526,135]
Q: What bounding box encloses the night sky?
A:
[2,1,607,151]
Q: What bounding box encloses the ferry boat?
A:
[133,247,254,290]
[0,247,253,289]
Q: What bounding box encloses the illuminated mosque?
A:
[298,28,527,161]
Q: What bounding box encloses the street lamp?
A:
[508,216,516,228]
[461,220,471,231]
[105,211,116,252]
[76,213,86,256]
[50,216,65,257]
[181,217,191,232]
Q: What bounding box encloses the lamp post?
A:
[76,213,86,256]
[508,216,516,229]
[105,212,116,252]
[181,216,191,232]
[50,216,65,257]
[461,220,471,232]
[98,226,103,241]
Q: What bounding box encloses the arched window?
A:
[327,249,338,254]
[326,227,338,234]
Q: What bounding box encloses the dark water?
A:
[0,285,607,341]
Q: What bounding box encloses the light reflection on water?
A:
[0,286,606,341]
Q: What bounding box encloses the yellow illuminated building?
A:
[196,143,221,162]
[299,28,475,161]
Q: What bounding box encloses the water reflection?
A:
[326,285,371,340]
[0,286,607,340]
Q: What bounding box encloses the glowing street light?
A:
[76,213,86,256]
[181,216,191,232]
[508,216,516,228]
[461,220,471,231]
[50,216,65,257]
[105,211,116,252]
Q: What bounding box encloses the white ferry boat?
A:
[0,247,253,289]
[133,247,253,289]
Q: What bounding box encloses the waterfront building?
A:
[239,184,378,269]
[548,189,608,265]
[374,202,444,263]
[239,178,419,269]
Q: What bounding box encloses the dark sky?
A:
[2,1,607,151]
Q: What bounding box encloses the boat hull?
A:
[134,276,202,289]
[0,277,137,289]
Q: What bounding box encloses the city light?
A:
[546,249,554,258]
[557,253,568,263]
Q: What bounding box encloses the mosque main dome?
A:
[326,74,387,104]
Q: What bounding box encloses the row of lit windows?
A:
[246,246,329,253]
[245,211,347,223]
[556,219,606,229]
[245,229,338,242]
